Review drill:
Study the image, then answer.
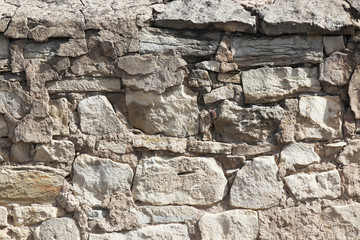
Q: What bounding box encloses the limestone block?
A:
[10,142,33,163]
[232,143,278,156]
[0,35,8,59]
[336,139,360,165]
[46,78,121,93]
[0,3,16,32]
[33,140,75,163]
[132,135,187,153]
[320,52,354,87]
[187,140,233,155]
[0,115,7,137]
[14,114,53,144]
[343,163,360,198]
[12,205,65,226]
[137,206,200,224]
[57,39,88,57]
[0,207,7,227]
[23,40,66,59]
[323,36,345,55]
[195,61,220,72]
[188,69,212,87]
[349,66,360,119]
[280,142,321,170]
[49,98,70,136]
[33,218,80,240]
[217,73,241,84]
[97,141,127,154]
[203,85,235,104]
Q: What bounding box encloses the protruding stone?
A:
[320,52,354,87]
[280,142,321,170]
[215,36,233,62]
[97,141,127,155]
[242,67,320,103]
[188,69,212,87]
[195,61,220,72]
[296,96,343,141]
[188,140,232,154]
[203,85,236,104]
[78,95,124,136]
[284,170,341,201]
[133,156,227,206]
[324,142,347,157]
[57,39,88,57]
[33,140,75,163]
[132,135,187,153]
[12,205,65,226]
[232,143,278,156]
[198,210,258,240]
[49,98,70,136]
[349,66,360,119]
[72,154,133,207]
[230,156,283,209]
[343,163,360,198]
[336,139,360,165]
[126,85,199,137]
[323,36,345,55]
[220,62,238,73]
[137,206,200,224]
[46,78,121,93]
[0,207,7,227]
[10,142,33,163]
[33,218,80,240]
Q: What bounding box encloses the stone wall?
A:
[1,0,360,239]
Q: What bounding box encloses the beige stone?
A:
[132,135,187,153]
[188,69,212,87]
[215,36,233,62]
[33,218,80,240]
[217,73,241,84]
[195,61,220,72]
[137,206,200,224]
[343,163,360,198]
[33,140,75,163]
[232,144,277,156]
[336,139,360,165]
[203,85,235,104]
[57,39,88,57]
[12,205,65,226]
[324,142,347,157]
[10,142,33,163]
[49,98,70,136]
[14,114,53,144]
[320,52,354,87]
[0,206,7,227]
[46,78,121,93]
[187,140,232,155]
[220,62,238,73]
[349,66,360,119]
[280,142,321,170]
[97,141,127,154]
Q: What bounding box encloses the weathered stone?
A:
[46,78,121,93]
[14,114,53,144]
[126,85,199,137]
[132,135,187,153]
[118,51,188,94]
[349,66,360,119]
[78,95,124,136]
[155,0,256,32]
[284,170,341,201]
[230,35,323,67]
[195,61,220,72]
[9,40,28,73]
[258,0,354,35]
[320,52,354,87]
[0,2,16,32]
[89,224,190,240]
[336,139,360,165]
[0,74,23,82]
[214,100,284,143]
[0,115,7,137]
[0,206,7,227]
[72,154,133,207]
[323,36,345,55]
[0,166,67,204]
[343,163,360,198]
[217,155,246,170]
[230,156,283,209]
[343,108,356,138]
[188,69,211,87]
[280,142,320,170]
[70,54,114,77]
[23,40,65,60]
[0,35,8,59]
[295,96,343,141]
[5,226,31,240]
[133,156,227,205]
[0,59,9,72]
[324,142,347,157]
[187,140,232,155]
[10,142,33,163]
[49,98,69,136]
[242,67,320,103]
[33,140,75,163]
[97,141,127,155]
[220,62,238,73]
[57,39,88,57]
[137,206,200,224]
[203,85,235,104]
[198,210,258,240]
[217,73,241,84]
[12,205,65,226]
[215,36,233,62]
[33,218,80,240]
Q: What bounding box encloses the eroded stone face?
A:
[343,163,360,198]
[132,156,227,206]
[12,206,65,226]
[132,134,187,153]
[33,140,75,163]
[336,139,360,165]
[280,142,321,170]
[0,35,9,59]
[320,52,354,87]
[33,218,80,240]
[349,66,360,119]
[46,78,121,93]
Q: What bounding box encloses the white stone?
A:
[46,78,121,93]
[280,142,321,170]
[132,135,187,153]
[203,85,235,104]
[33,140,75,163]
[133,156,227,206]
[137,206,200,224]
[195,61,220,72]
[336,139,360,165]
[0,206,7,227]
[242,67,320,103]
[72,154,133,207]
[78,95,124,136]
[284,170,341,201]
[12,205,65,226]
[323,36,345,55]
[230,156,283,209]
[33,218,80,240]
[187,140,232,155]
[198,210,258,240]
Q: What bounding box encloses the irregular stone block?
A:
[57,39,88,57]
[97,141,127,154]
[230,35,323,67]
[89,224,190,240]
[10,142,33,163]
[155,0,256,32]
[118,51,188,94]
[14,114,53,144]
[73,154,133,207]
[23,40,67,59]
[280,142,321,170]
[137,206,200,224]
[187,140,233,155]
[336,139,360,165]
[242,67,320,103]
[258,0,354,35]
[323,36,345,55]
[46,78,121,93]
[217,73,241,84]
[349,66,360,119]
[12,205,65,226]
[132,135,187,153]
[320,52,354,87]
[198,210,258,240]
[33,218,80,240]
[324,142,347,157]
[230,156,283,209]
[0,206,7,227]
[0,35,8,59]
[343,163,360,198]
[284,170,341,201]
[188,69,212,87]
[0,115,7,137]
[78,95,124,136]
[203,85,235,104]
[214,100,284,143]
[220,62,238,73]
[195,61,220,72]
[295,96,343,141]
[133,156,227,205]
[49,98,69,136]
[33,140,75,163]
[0,2,16,32]
[232,143,278,156]
[126,85,199,137]
[0,166,67,204]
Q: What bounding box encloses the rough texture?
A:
[33,140,75,163]
[12,205,65,226]
[33,218,80,240]
[137,206,200,224]
[336,139,360,165]
[280,142,321,170]
[349,66,360,119]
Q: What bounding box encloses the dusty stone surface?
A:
[336,139,360,165]
[323,36,345,55]
[49,98,70,136]
[97,141,127,155]
[0,35,8,59]
[296,96,343,141]
[217,73,241,84]
[133,156,227,205]
[242,67,320,103]
[33,218,80,240]
[324,142,347,157]
[230,156,283,209]
[198,210,258,240]
[10,142,33,163]
[280,142,321,170]
[46,78,121,93]
[12,205,65,226]
[320,52,354,87]
[126,85,199,137]
[188,69,212,87]
[187,140,233,155]
[343,163,360,198]
[0,206,7,227]
[33,140,75,163]
[232,143,278,156]
[203,85,236,104]
[132,135,187,153]
[195,61,220,72]
[137,206,200,224]
[284,170,341,201]
[72,154,133,207]
[349,66,360,119]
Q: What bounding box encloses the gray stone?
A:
[33,140,75,163]
[323,36,345,55]
[280,142,321,170]
[284,170,341,201]
[0,35,8,59]
[12,205,65,226]
[57,39,88,57]
[0,2,16,32]
[324,142,347,157]
[230,35,323,67]
[155,0,256,32]
[258,0,354,35]
[23,40,67,59]
[220,62,238,73]
[33,218,80,240]
[203,85,235,104]
[320,52,354,87]
[78,95,124,136]
[126,85,199,137]
[132,135,187,153]
[137,206,200,224]
[336,139,360,165]
[198,210,258,240]
[349,66,360,119]
[72,154,133,207]
[195,61,220,72]
[0,115,7,137]
[10,142,33,163]
[230,156,283,209]
[187,140,233,155]
[46,78,121,93]
[188,69,212,87]
[242,67,320,103]
[133,156,227,205]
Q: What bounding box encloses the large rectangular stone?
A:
[46,78,121,93]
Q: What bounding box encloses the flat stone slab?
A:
[280,142,321,170]
[46,78,121,93]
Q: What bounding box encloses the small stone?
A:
[0,207,7,227]
[137,206,200,224]
[0,115,8,137]
[343,108,356,138]
[230,156,283,209]
[78,95,124,136]
[217,155,246,170]
[284,170,341,201]
[349,66,360,119]
[323,36,345,55]
[195,61,220,72]
[217,73,241,84]
[14,114,53,144]
[220,62,238,73]
[336,139,360,165]
[343,163,360,198]
[324,142,347,157]
[320,52,354,87]
[187,140,232,154]
[203,85,235,104]
[12,205,65,226]
[280,142,321,170]
[57,39,88,57]
[10,142,33,163]
[188,69,212,87]
[49,98,70,136]
[133,156,227,206]
[0,35,9,59]
[6,226,30,240]
[46,78,121,93]
[132,135,187,153]
[33,140,75,163]
[33,218,80,240]
[215,36,233,62]
[198,210,258,240]
[97,141,127,154]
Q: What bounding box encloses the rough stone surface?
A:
[343,163,360,198]
[137,206,200,224]
[188,69,212,87]
[46,78,121,93]
[230,156,283,209]
[203,85,236,104]
[97,141,127,155]
[284,170,341,201]
[33,140,75,163]
[0,206,7,227]
[133,156,227,205]
[195,61,220,72]
[218,73,241,84]
[33,218,80,240]
[132,135,187,153]
[296,96,343,141]
[349,66,360,119]
[320,52,354,87]
[280,142,321,170]
[78,95,124,136]
[242,67,320,103]
[72,154,133,207]
[126,85,199,137]
[198,210,258,240]
[49,98,70,136]
[232,143,278,156]
[187,141,233,155]
[14,114,53,144]
[336,139,360,165]
[323,36,345,55]
[12,205,65,226]
[230,35,323,67]
[10,142,33,163]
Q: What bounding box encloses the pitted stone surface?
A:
[33,218,80,240]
